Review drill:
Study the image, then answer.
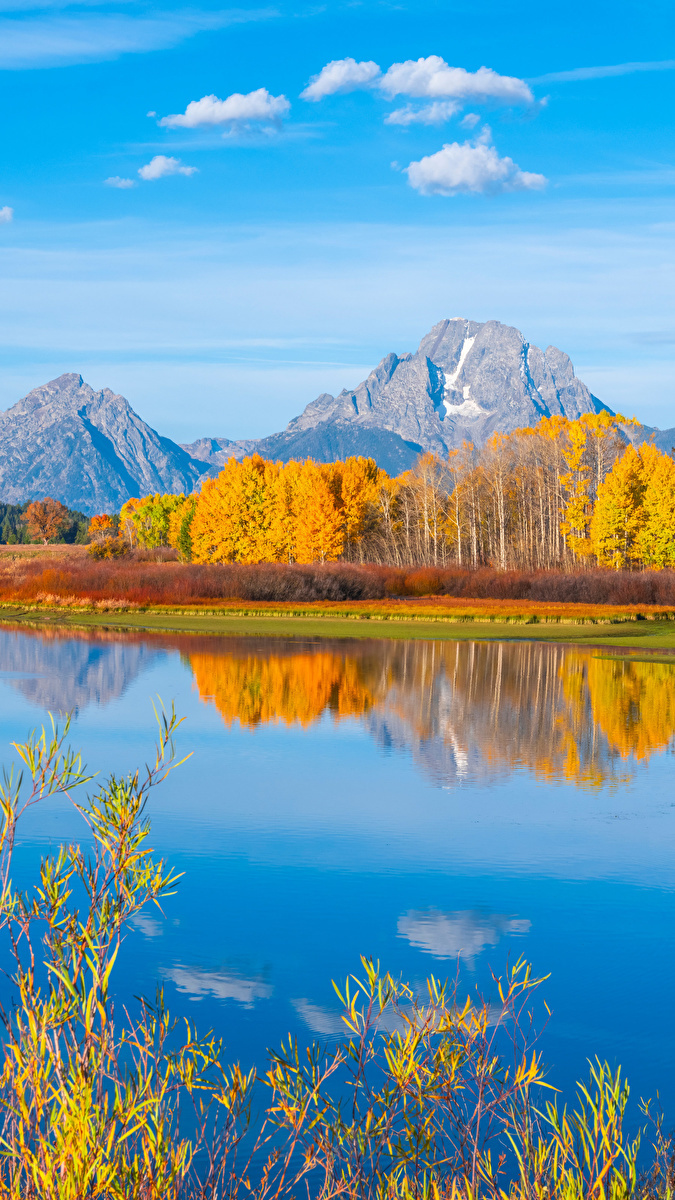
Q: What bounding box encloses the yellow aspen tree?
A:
[191,455,283,563]
[579,410,629,498]
[560,419,593,560]
[294,460,345,562]
[267,459,302,562]
[167,495,193,548]
[339,456,383,556]
[191,458,246,562]
[446,443,474,565]
[234,456,282,562]
[589,444,646,568]
[636,444,675,567]
[119,496,142,549]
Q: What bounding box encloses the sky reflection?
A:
[0,625,673,1115]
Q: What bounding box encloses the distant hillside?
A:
[0,374,203,514]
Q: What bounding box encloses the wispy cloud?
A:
[104,176,135,189]
[0,206,13,223]
[385,100,460,126]
[0,7,276,70]
[530,59,675,84]
[405,128,546,197]
[138,155,197,180]
[159,88,290,133]
[398,909,531,966]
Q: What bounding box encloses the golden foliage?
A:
[187,640,675,782]
[126,415,675,571]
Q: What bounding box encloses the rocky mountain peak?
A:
[186,317,615,477]
[0,374,203,514]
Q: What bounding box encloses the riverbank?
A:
[2,600,675,651]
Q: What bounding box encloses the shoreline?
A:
[1,602,675,651]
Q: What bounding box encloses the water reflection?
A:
[0,626,673,788]
[0,628,161,713]
[187,639,675,787]
[164,966,273,1006]
[397,909,531,966]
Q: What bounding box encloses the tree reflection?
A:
[187,640,675,786]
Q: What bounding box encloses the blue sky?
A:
[0,0,673,442]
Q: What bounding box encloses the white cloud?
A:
[0,8,276,70]
[138,155,197,181]
[159,88,290,131]
[0,206,13,223]
[460,112,480,129]
[301,57,381,101]
[385,100,461,126]
[530,58,675,84]
[378,58,534,104]
[104,176,135,189]
[405,130,546,196]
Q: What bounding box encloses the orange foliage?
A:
[190,454,381,565]
[189,649,383,727]
[23,498,69,544]
[88,514,115,539]
[186,639,675,784]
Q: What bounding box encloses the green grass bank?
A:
[3,602,675,653]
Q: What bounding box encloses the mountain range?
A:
[2,319,672,513]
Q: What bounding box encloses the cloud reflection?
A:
[164,965,273,1007]
[398,909,531,967]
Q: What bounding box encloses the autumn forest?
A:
[107,412,675,572]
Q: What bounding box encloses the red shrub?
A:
[2,555,675,608]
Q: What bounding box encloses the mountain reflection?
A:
[188,639,675,787]
[0,628,162,713]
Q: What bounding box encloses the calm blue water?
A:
[2,627,675,1118]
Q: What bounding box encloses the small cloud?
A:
[130,912,162,938]
[159,87,290,131]
[378,57,534,105]
[405,129,546,196]
[138,155,197,181]
[104,175,135,189]
[147,109,157,117]
[0,206,13,223]
[385,99,460,125]
[301,56,381,100]
[460,112,480,128]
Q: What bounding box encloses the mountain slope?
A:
[0,374,203,513]
[188,318,612,472]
